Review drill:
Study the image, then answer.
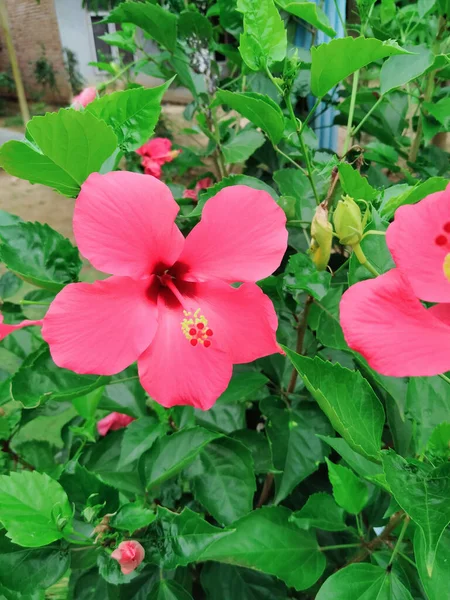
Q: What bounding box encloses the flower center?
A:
[181,308,213,348]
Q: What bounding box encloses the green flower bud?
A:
[333,195,364,246]
[309,204,333,271]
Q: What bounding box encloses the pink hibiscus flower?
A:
[0,316,42,341]
[97,412,135,436]
[136,138,180,179]
[42,172,287,410]
[340,183,450,376]
[111,540,145,575]
[72,87,97,109]
[183,177,213,202]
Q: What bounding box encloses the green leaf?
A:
[231,430,274,473]
[149,580,193,600]
[318,435,385,482]
[380,45,435,96]
[222,128,265,164]
[218,371,269,404]
[144,427,222,489]
[283,351,385,461]
[0,534,69,594]
[406,376,450,452]
[326,459,368,514]
[290,492,347,531]
[215,90,285,144]
[101,367,147,417]
[105,1,177,52]
[261,398,332,503]
[97,551,138,585]
[11,345,107,408]
[0,471,72,547]
[179,10,213,42]
[379,177,448,219]
[414,527,450,600]
[236,0,287,71]
[12,405,76,450]
[311,37,410,97]
[273,169,317,222]
[195,403,246,434]
[274,0,335,37]
[382,450,450,575]
[418,0,437,16]
[0,109,118,197]
[146,506,231,569]
[337,163,378,201]
[0,222,81,292]
[189,175,278,217]
[110,503,156,533]
[186,437,256,525]
[316,563,414,599]
[59,462,118,513]
[201,506,325,591]
[201,563,288,600]
[0,272,22,300]
[423,97,450,130]
[87,82,171,151]
[284,252,331,301]
[119,416,167,468]
[217,0,242,35]
[426,422,450,461]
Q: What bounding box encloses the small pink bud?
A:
[71,87,97,109]
[97,412,135,436]
[111,540,145,575]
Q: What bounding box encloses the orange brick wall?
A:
[0,0,71,104]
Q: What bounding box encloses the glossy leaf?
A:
[311,37,410,97]
[119,416,167,468]
[338,163,378,201]
[326,459,369,515]
[0,471,72,547]
[186,437,256,525]
[218,371,269,404]
[201,563,288,600]
[110,503,156,532]
[290,492,347,531]
[379,177,447,219]
[149,580,193,600]
[214,90,285,144]
[414,527,450,600]
[383,450,450,575]
[274,0,335,37]
[284,252,331,301]
[0,222,81,292]
[284,351,385,461]
[380,44,434,95]
[0,109,118,197]
[222,128,265,164]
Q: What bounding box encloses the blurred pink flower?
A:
[72,87,97,109]
[42,171,287,410]
[97,412,135,436]
[183,177,213,202]
[111,540,145,575]
[340,182,450,376]
[136,137,180,179]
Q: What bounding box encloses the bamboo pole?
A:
[0,0,30,124]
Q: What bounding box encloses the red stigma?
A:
[444,222,450,233]
[204,340,211,348]
[190,339,198,346]
[197,322,204,330]
[206,329,213,336]
[189,328,196,336]
[435,235,447,246]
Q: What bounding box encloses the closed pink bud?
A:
[111,540,145,575]
[72,87,97,109]
[97,412,135,436]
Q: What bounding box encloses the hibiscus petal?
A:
[42,276,158,376]
[386,184,450,302]
[340,269,450,377]
[177,185,287,283]
[74,171,184,278]
[0,316,42,340]
[177,279,282,363]
[138,289,233,410]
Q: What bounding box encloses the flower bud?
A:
[97,412,135,436]
[333,195,364,246]
[310,203,333,271]
[111,540,145,575]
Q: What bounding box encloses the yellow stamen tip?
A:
[444,254,450,282]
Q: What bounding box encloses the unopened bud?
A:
[310,203,333,271]
[333,195,364,246]
[111,540,145,575]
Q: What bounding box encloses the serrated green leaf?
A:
[0,109,118,197]
[424,97,450,130]
[382,450,450,575]
[380,44,434,96]
[290,492,347,531]
[0,471,72,547]
[214,90,285,143]
[338,163,378,201]
[119,416,167,468]
[110,503,156,533]
[144,427,222,489]
[222,128,265,164]
[186,437,256,525]
[379,177,448,219]
[283,351,385,461]
[87,82,171,151]
[414,527,450,600]
[326,458,369,514]
[201,506,325,591]
[179,10,213,42]
[318,435,385,482]
[275,0,335,36]
[311,37,410,97]
[0,222,81,292]
[284,252,331,301]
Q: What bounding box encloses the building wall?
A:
[0,0,72,104]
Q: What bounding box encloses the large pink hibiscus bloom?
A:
[42,172,287,409]
[340,183,450,377]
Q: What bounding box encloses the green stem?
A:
[388,516,410,567]
[353,243,380,277]
[274,145,307,174]
[98,60,138,91]
[356,513,364,538]
[108,375,139,386]
[18,300,51,306]
[438,373,450,385]
[332,0,347,35]
[343,69,360,156]
[300,96,322,135]
[320,543,361,551]
[351,94,384,137]
[397,550,417,569]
